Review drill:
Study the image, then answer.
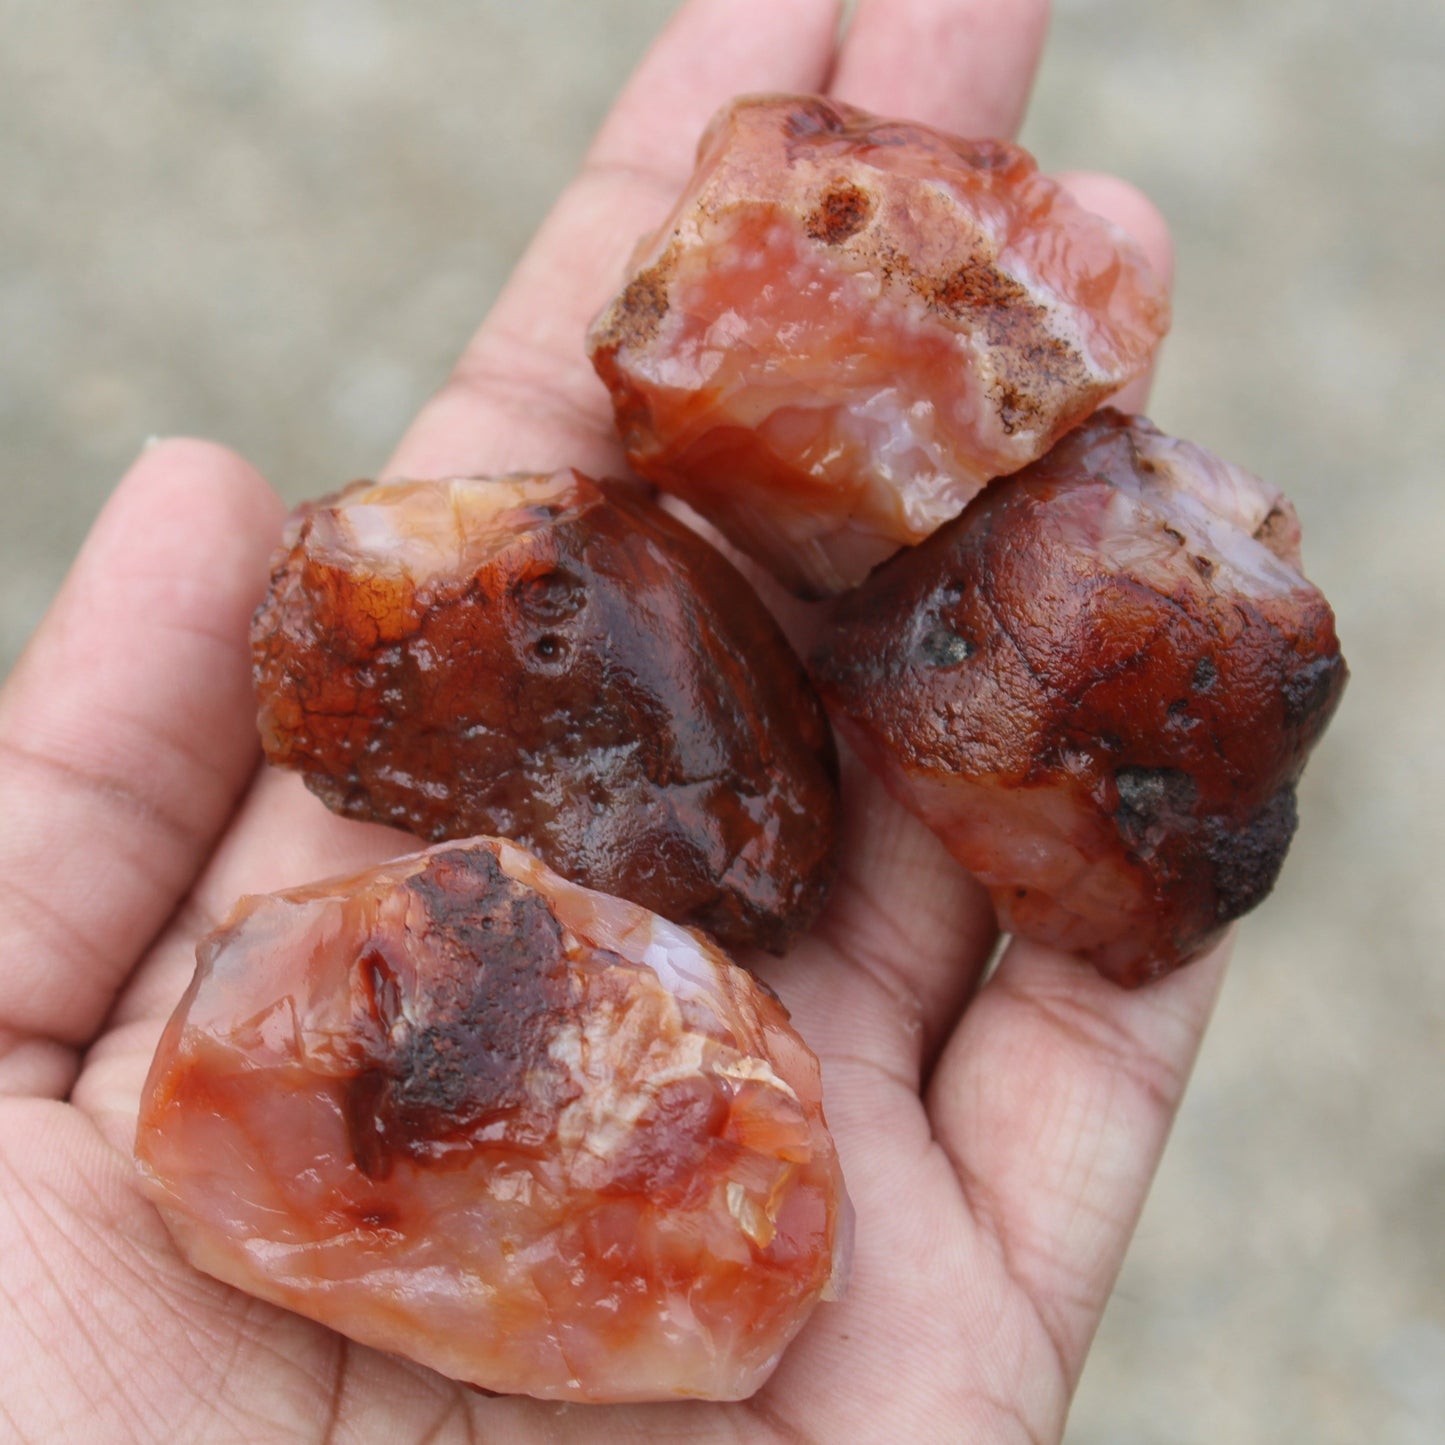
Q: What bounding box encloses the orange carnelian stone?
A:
[589,95,1170,595]
[136,839,851,1402]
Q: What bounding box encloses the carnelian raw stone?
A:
[134,838,851,1402]
[588,94,1170,596]
[811,411,1347,986]
[252,470,840,955]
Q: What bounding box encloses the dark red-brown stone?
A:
[252,471,840,955]
[812,410,1347,986]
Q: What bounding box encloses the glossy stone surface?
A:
[252,470,839,954]
[588,94,1170,595]
[812,411,1346,986]
[135,838,851,1403]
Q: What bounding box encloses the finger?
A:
[1056,169,1176,414]
[386,0,843,483]
[830,0,1052,136]
[74,767,416,1152]
[116,770,413,1032]
[752,746,998,1090]
[0,441,285,1098]
[588,0,841,182]
[929,934,1229,1389]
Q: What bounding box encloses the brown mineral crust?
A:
[587,94,1170,596]
[341,848,578,1180]
[811,410,1347,986]
[134,838,851,1402]
[252,470,840,955]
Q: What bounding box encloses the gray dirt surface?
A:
[2,2,1440,1441]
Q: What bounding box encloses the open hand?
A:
[0,3,1212,1441]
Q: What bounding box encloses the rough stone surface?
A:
[587,95,1167,595]
[3,1,1440,1440]
[136,837,849,1402]
[253,471,839,953]
[813,410,1346,986]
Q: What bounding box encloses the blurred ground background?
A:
[1,1,1440,1440]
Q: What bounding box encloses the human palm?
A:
[0,2,1223,1440]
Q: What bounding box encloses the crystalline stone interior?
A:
[588,94,1171,595]
[135,838,851,1403]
